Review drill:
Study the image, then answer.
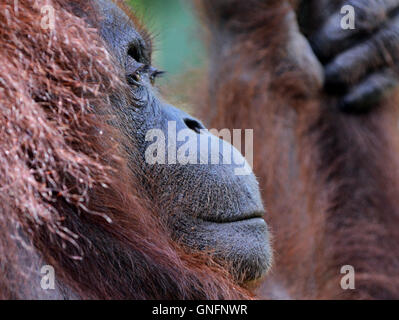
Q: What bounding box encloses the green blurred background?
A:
[128,0,204,78]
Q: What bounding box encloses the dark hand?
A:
[300,0,399,112]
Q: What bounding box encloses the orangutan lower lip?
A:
[203,211,265,224]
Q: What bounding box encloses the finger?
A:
[324,41,383,93]
[311,0,399,61]
[297,0,343,37]
[325,15,399,92]
[339,69,399,112]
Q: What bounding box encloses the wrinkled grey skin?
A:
[95,0,272,282]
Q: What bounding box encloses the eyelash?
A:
[128,65,165,86]
[150,70,165,85]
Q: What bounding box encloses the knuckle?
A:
[346,0,388,30]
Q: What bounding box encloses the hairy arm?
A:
[197,0,399,299]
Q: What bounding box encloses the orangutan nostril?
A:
[184,118,203,134]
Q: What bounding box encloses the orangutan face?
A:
[95,0,271,282]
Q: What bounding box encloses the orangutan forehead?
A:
[111,0,153,54]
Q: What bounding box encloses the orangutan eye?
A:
[127,70,143,87]
[132,72,142,83]
[126,63,164,87]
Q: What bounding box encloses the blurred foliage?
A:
[127,0,206,114]
[128,0,205,77]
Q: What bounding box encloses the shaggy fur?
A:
[0,0,248,299]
